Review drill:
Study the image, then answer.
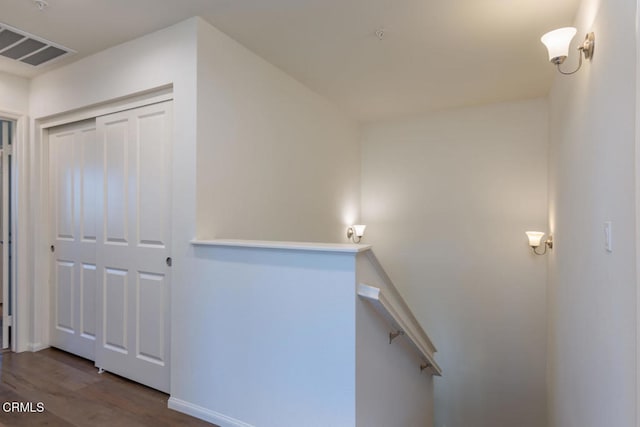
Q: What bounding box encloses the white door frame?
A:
[0,111,26,353]
[1,121,13,350]
[29,88,172,353]
[635,0,640,427]
[636,1,640,425]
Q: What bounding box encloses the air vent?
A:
[0,22,74,66]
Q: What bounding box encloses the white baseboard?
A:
[168,397,254,427]
[29,342,49,352]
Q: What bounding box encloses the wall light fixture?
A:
[33,0,48,10]
[541,27,594,75]
[526,231,553,255]
[347,225,366,243]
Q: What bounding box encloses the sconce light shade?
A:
[525,231,553,255]
[541,27,577,64]
[347,224,367,243]
[352,224,366,237]
[525,231,545,248]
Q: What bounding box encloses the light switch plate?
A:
[604,221,612,253]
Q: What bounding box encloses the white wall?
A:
[361,99,549,427]
[172,245,358,427]
[167,19,362,425]
[196,21,360,243]
[547,0,637,425]
[0,71,29,114]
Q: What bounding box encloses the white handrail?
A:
[357,283,442,376]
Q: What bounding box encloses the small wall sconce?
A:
[541,27,595,75]
[33,0,48,10]
[526,231,553,255]
[347,225,366,243]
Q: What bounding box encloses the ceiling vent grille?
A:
[0,22,74,66]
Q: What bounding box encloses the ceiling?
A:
[0,0,580,121]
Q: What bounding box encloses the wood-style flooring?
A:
[0,348,216,426]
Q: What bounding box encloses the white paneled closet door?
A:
[49,120,98,361]
[94,101,172,393]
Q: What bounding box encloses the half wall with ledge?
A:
[169,239,441,427]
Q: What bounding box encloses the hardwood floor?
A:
[0,348,216,426]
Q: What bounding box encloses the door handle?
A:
[166,257,172,267]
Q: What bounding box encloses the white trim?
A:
[15,114,28,353]
[38,85,173,129]
[168,397,255,427]
[0,110,24,121]
[32,121,49,352]
[636,1,640,425]
[1,125,10,350]
[0,113,29,353]
[8,128,16,350]
[28,342,48,352]
[191,238,371,253]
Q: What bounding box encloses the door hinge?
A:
[5,315,12,327]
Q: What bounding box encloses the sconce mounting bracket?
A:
[581,32,595,60]
[532,235,553,255]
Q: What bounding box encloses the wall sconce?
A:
[33,0,48,10]
[525,231,553,255]
[347,225,366,243]
[541,27,594,75]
